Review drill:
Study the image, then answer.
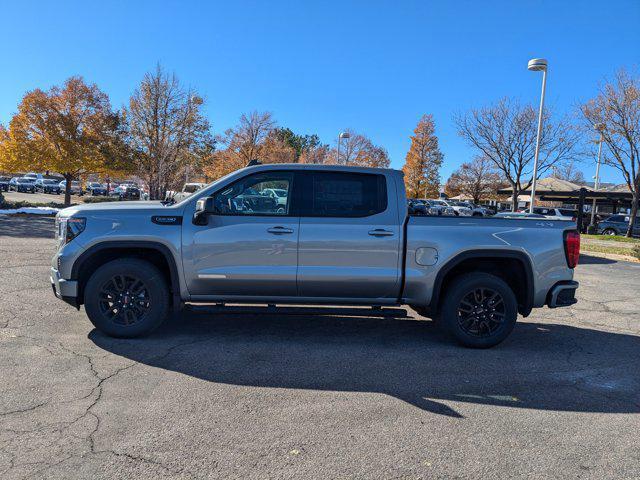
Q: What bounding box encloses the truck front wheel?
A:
[84,258,170,338]
[440,272,517,348]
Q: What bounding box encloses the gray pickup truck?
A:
[51,164,580,347]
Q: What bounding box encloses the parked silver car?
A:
[59,180,84,196]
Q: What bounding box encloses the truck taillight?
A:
[564,230,580,269]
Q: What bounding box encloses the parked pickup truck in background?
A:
[172,182,207,203]
[51,164,580,348]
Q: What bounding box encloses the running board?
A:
[186,304,410,318]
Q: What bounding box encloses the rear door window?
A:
[301,171,387,217]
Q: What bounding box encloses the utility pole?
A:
[590,124,605,227]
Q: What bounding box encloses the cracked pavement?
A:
[1,216,639,479]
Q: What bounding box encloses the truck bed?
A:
[402,215,576,310]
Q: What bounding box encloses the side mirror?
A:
[193,197,215,225]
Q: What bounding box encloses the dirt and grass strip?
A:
[582,234,640,244]
[581,234,640,262]
[82,196,120,203]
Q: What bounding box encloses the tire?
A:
[84,258,170,338]
[439,272,518,348]
[602,228,617,236]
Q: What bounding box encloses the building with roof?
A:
[497,177,637,230]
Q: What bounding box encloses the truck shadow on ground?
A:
[0,215,55,238]
[89,307,640,418]
[579,254,619,265]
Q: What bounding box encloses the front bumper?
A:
[50,267,79,308]
[547,281,579,308]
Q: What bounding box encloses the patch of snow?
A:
[0,207,59,215]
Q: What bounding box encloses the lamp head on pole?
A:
[527,58,548,72]
[594,123,605,132]
[339,132,350,139]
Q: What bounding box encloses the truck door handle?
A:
[368,229,394,237]
[267,226,294,234]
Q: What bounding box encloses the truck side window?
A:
[213,172,293,216]
[305,172,387,217]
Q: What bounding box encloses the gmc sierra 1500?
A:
[51,164,579,347]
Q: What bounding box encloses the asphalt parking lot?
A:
[1,216,639,479]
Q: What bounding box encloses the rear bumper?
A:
[50,267,79,308]
[547,281,579,308]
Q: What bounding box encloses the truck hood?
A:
[58,201,174,217]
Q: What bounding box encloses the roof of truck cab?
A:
[239,163,403,176]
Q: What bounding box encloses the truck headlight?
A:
[58,217,86,245]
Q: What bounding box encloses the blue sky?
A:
[1,0,638,183]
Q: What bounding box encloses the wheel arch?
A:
[429,249,534,317]
[71,241,181,308]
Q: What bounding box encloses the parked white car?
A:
[532,207,577,221]
[261,188,289,208]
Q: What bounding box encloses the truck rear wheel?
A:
[84,258,169,338]
[440,272,517,348]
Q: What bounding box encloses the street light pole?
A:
[590,124,605,226]
[337,131,350,165]
[527,58,548,214]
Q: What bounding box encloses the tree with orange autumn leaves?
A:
[402,115,444,199]
[0,77,131,205]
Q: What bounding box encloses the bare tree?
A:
[204,111,277,179]
[127,65,210,199]
[445,155,503,203]
[455,98,581,211]
[326,129,369,165]
[581,69,639,237]
[325,129,390,168]
[550,161,585,184]
[225,111,275,164]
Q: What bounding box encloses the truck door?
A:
[182,171,300,298]
[296,171,401,300]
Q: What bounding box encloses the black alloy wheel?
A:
[456,287,505,337]
[440,272,518,348]
[84,258,170,338]
[98,274,151,326]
